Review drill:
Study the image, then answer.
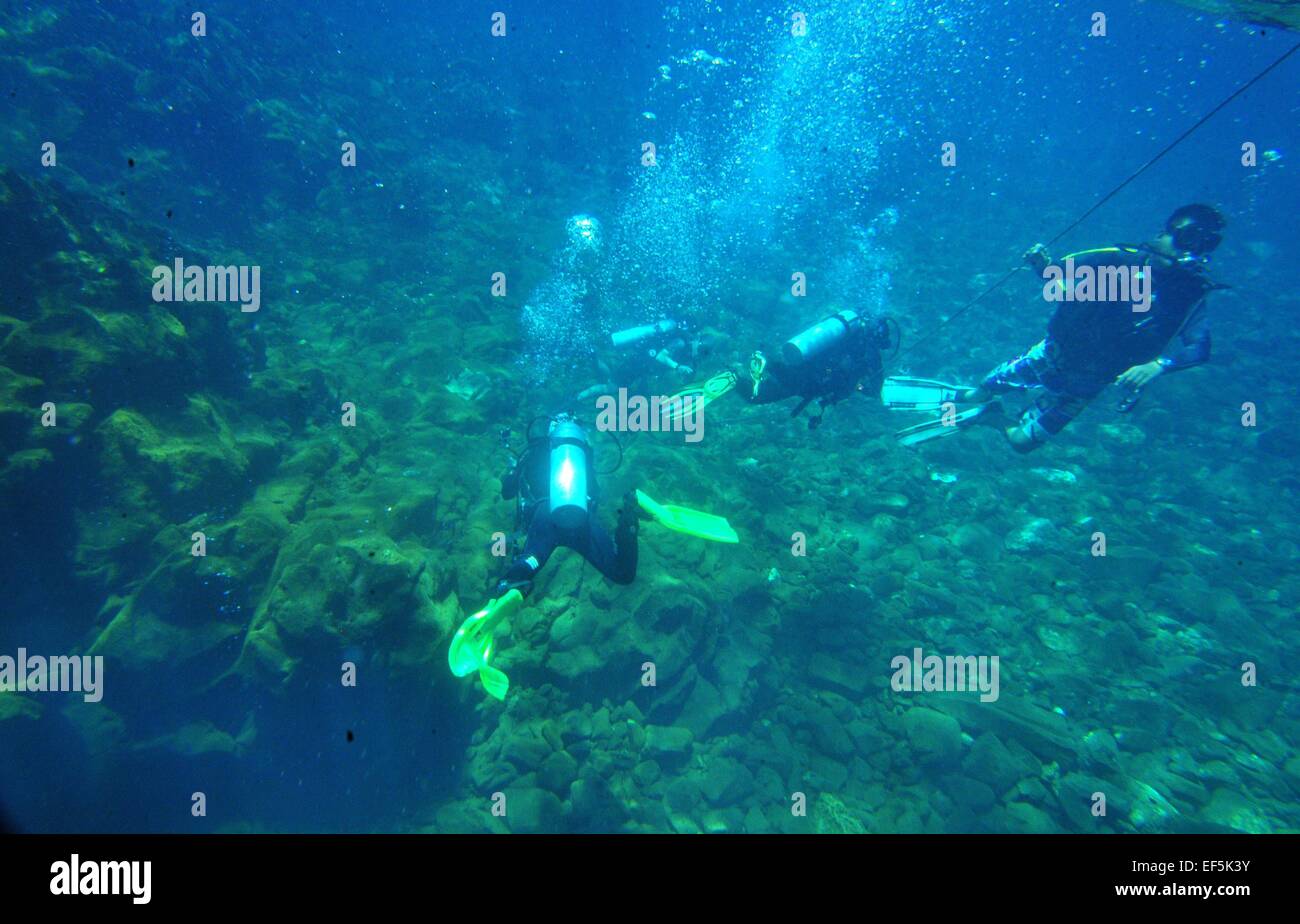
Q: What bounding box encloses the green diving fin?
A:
[881,376,972,411]
[635,489,739,543]
[448,588,523,700]
[895,403,996,447]
[665,371,737,421]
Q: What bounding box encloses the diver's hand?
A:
[1116,361,1163,389]
[1023,244,1050,274]
[675,364,694,379]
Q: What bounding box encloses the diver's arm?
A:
[1157,305,1211,373]
[501,465,520,501]
[650,347,693,378]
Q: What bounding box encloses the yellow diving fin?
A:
[448,589,523,700]
[665,371,737,422]
[635,489,739,544]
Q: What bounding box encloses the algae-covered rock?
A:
[813,793,868,834]
[963,732,1038,794]
[135,717,256,758]
[0,694,42,722]
[808,652,869,694]
[699,756,754,805]
[902,706,963,767]
[644,724,694,757]
[505,787,565,833]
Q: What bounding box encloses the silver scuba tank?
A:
[781,310,860,365]
[611,319,677,349]
[548,417,590,529]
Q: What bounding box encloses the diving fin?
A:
[881,376,971,411]
[895,403,997,447]
[448,588,523,700]
[635,489,739,543]
[665,371,737,421]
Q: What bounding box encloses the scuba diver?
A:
[449,413,739,700]
[519,214,607,382]
[494,413,640,599]
[882,204,1227,452]
[675,308,896,430]
[575,319,723,404]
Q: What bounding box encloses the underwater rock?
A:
[941,774,996,813]
[1124,780,1182,832]
[232,529,443,688]
[902,706,963,767]
[963,733,1038,794]
[812,793,868,834]
[808,652,869,695]
[677,676,730,737]
[1003,517,1056,553]
[505,787,565,834]
[537,749,579,794]
[699,756,754,805]
[0,694,42,722]
[1079,729,1122,773]
[802,700,855,758]
[663,776,703,815]
[632,760,661,787]
[949,696,1078,763]
[434,800,498,834]
[743,805,772,833]
[804,754,850,792]
[1053,771,1114,831]
[1000,801,1060,834]
[135,718,256,758]
[643,724,694,757]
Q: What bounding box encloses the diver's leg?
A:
[1005,392,1090,453]
[960,341,1049,403]
[498,512,558,595]
[577,498,640,585]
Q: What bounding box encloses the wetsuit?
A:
[743,313,891,421]
[497,439,637,594]
[979,246,1215,443]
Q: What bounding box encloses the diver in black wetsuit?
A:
[742,310,895,429]
[957,204,1227,452]
[495,414,639,597]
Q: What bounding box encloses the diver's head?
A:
[1159,204,1225,263]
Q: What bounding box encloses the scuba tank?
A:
[547,415,590,529]
[781,310,860,365]
[611,319,678,349]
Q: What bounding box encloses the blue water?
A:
[1,0,1297,833]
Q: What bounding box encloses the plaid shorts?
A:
[979,341,1099,444]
